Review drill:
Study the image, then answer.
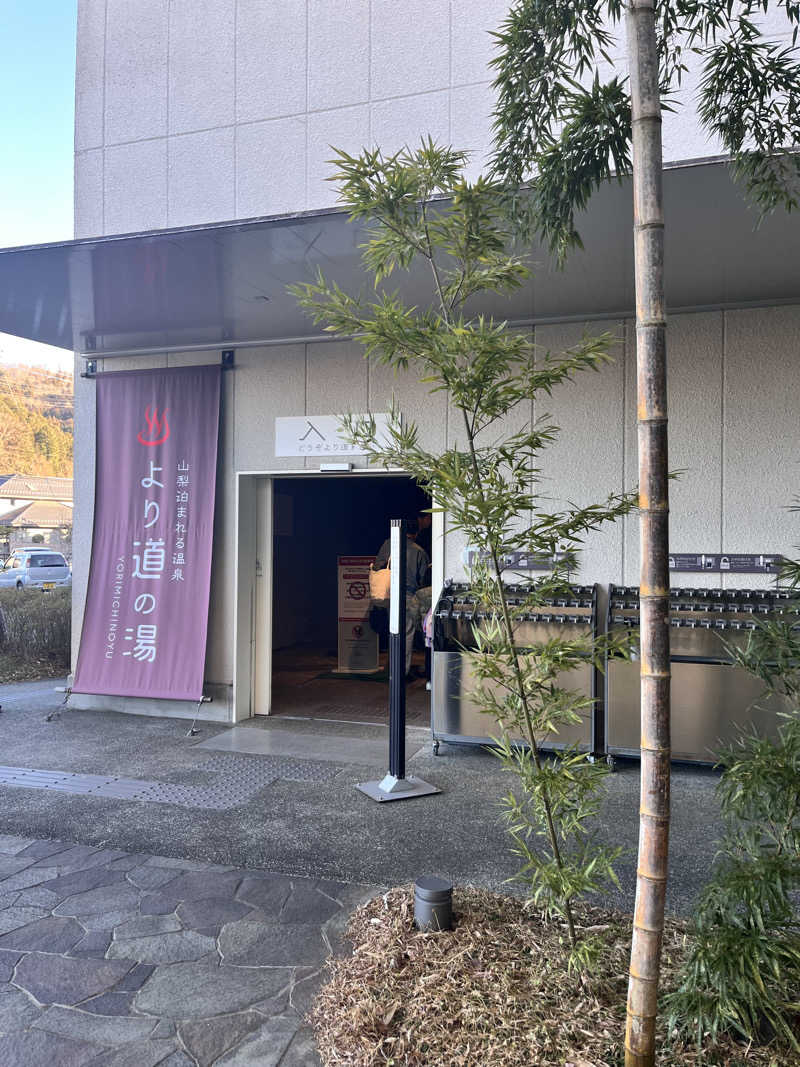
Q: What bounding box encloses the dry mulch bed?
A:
[311,886,794,1067]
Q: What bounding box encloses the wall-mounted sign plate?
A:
[275,414,391,458]
[669,552,783,573]
[463,548,576,571]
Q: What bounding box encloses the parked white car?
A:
[0,549,72,591]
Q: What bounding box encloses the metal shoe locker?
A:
[605,585,794,764]
[431,581,599,755]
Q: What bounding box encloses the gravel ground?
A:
[0,679,723,916]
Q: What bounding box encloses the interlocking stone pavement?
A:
[0,834,377,1065]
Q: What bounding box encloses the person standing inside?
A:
[415,509,433,572]
[373,518,430,678]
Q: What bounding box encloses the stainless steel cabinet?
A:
[431,582,598,753]
[605,585,793,763]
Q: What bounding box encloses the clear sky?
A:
[0,1,78,373]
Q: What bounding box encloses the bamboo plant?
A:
[490,3,800,1061]
[667,555,800,1049]
[291,142,635,970]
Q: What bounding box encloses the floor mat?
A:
[314,669,390,683]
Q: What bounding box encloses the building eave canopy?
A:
[0,161,798,358]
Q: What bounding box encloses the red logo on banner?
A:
[137,406,170,447]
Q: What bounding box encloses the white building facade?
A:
[28,2,800,721]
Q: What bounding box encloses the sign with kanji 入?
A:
[275,414,391,457]
[73,365,221,701]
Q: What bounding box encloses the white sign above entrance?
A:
[274,414,391,457]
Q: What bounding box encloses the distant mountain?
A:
[0,365,73,477]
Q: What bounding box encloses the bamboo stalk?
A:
[625,3,671,1065]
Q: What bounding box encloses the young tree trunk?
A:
[625,3,671,1065]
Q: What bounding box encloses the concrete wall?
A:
[74,0,800,238]
[446,307,800,588]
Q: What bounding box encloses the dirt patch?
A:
[0,652,68,683]
[311,886,794,1066]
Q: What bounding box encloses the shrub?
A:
[0,587,71,677]
[667,565,800,1050]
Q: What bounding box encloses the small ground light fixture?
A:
[414,876,453,931]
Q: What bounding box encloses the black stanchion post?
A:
[388,518,406,780]
[355,518,440,803]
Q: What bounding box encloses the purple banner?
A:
[74,365,221,701]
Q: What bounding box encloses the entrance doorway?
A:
[267,474,432,726]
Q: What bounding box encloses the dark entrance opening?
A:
[270,475,432,726]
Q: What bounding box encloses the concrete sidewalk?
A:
[0,679,723,916]
[0,831,375,1065]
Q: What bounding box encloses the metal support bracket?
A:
[47,686,72,722]
[186,695,212,738]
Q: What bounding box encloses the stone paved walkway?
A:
[0,833,376,1066]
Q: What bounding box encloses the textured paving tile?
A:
[32,1004,156,1045]
[13,952,132,1005]
[0,831,371,1067]
[278,884,341,926]
[214,1014,299,1066]
[0,835,35,856]
[144,857,224,871]
[54,882,141,919]
[14,886,61,909]
[176,896,252,931]
[80,991,137,1016]
[112,962,155,993]
[160,1051,195,1067]
[107,930,216,965]
[0,757,337,811]
[0,867,61,893]
[41,864,125,899]
[0,1028,103,1067]
[69,929,114,958]
[125,865,181,890]
[96,1037,179,1067]
[0,915,85,954]
[106,854,149,871]
[0,855,37,880]
[236,874,292,915]
[16,839,72,861]
[150,869,243,904]
[0,906,49,936]
[140,892,181,916]
[218,921,328,968]
[0,987,41,1032]
[135,962,292,1018]
[0,948,22,983]
[279,1028,322,1067]
[288,968,325,1020]
[198,753,341,784]
[178,1011,264,1067]
[29,844,106,871]
[114,914,181,940]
